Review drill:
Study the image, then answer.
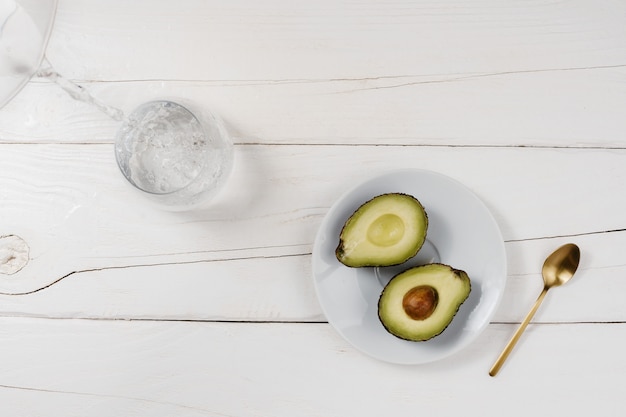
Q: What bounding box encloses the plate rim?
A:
[312,168,507,364]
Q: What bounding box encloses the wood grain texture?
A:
[46,0,626,81]
[1,144,625,295]
[2,0,625,146]
[1,0,626,415]
[0,317,623,416]
[2,68,626,146]
[0,232,622,323]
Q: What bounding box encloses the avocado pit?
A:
[402,285,438,320]
[378,263,471,341]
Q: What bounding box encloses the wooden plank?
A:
[3,67,626,147]
[4,1,625,147]
[1,144,625,295]
[0,317,622,416]
[0,232,622,323]
[46,0,626,81]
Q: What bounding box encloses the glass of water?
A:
[114,100,234,210]
[2,2,235,210]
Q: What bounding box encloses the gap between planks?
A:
[0,315,623,326]
[27,62,626,87]
[1,142,626,150]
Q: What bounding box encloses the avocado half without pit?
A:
[378,263,471,341]
[335,193,428,267]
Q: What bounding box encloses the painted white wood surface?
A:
[0,318,623,417]
[1,0,626,415]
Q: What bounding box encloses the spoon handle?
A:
[489,287,549,376]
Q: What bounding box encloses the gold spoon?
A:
[489,243,581,376]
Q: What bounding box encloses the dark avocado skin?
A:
[335,193,428,267]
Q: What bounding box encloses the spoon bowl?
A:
[489,243,581,376]
[542,243,580,288]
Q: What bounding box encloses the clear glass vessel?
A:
[114,100,234,210]
[2,2,234,210]
[0,0,58,109]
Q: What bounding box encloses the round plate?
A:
[312,169,507,364]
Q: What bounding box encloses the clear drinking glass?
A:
[0,0,58,108]
[114,100,234,210]
[2,1,234,210]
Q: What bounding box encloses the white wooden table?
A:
[1,1,626,415]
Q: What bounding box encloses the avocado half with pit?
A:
[378,263,471,341]
[335,193,428,267]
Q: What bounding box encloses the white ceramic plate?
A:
[312,169,507,364]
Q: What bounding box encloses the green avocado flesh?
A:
[378,263,471,341]
[335,193,428,267]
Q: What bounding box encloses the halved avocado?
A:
[335,193,428,267]
[378,263,471,341]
